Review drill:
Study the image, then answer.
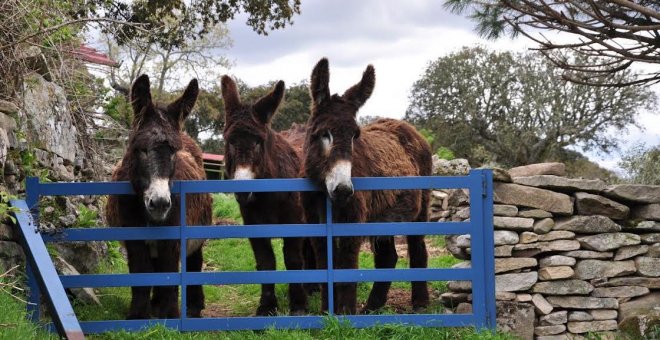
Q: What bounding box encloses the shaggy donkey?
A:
[106,75,212,319]
[302,58,432,314]
[220,76,310,315]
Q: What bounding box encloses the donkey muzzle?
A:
[331,183,354,204]
[144,177,172,222]
[145,195,172,222]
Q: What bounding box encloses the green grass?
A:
[212,193,243,223]
[84,319,514,340]
[0,277,57,339]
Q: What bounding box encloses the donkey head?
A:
[128,74,199,222]
[221,75,285,204]
[304,58,375,204]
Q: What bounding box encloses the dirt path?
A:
[360,236,448,258]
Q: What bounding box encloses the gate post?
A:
[481,170,496,329]
[468,169,496,330]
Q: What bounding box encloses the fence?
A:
[11,169,495,339]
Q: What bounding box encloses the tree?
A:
[444,0,660,87]
[103,22,231,144]
[618,143,660,185]
[107,24,232,98]
[234,80,310,132]
[405,47,657,167]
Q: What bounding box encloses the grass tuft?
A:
[212,194,242,223]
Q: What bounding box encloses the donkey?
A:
[220,76,309,315]
[302,58,432,314]
[106,75,212,319]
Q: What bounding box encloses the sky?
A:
[219,0,659,174]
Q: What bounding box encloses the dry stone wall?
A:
[434,162,660,340]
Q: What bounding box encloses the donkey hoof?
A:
[187,307,203,318]
[289,308,308,316]
[359,307,375,315]
[127,312,150,320]
[412,306,427,314]
[256,305,278,316]
[304,283,320,295]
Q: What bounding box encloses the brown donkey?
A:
[106,75,212,319]
[220,76,309,315]
[302,58,432,314]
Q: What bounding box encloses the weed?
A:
[76,204,98,228]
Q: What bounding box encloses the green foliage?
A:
[405,47,657,167]
[76,204,98,228]
[183,89,225,141]
[418,128,435,147]
[272,81,311,132]
[443,1,660,87]
[103,94,132,128]
[18,150,51,183]
[618,143,660,185]
[79,0,301,48]
[0,191,19,224]
[232,80,311,133]
[436,147,455,160]
[212,194,242,223]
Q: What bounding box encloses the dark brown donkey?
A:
[220,76,309,315]
[106,75,212,319]
[302,58,432,314]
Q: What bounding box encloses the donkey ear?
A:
[342,64,375,111]
[310,58,331,108]
[167,78,199,126]
[221,75,241,112]
[253,80,285,125]
[130,74,152,120]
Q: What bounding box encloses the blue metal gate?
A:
[11,169,495,338]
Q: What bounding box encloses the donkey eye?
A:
[322,130,333,143]
[321,130,333,152]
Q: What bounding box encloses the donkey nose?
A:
[332,183,354,201]
[148,196,171,211]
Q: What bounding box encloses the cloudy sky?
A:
[222,0,658,172]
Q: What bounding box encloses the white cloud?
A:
[222,0,659,170]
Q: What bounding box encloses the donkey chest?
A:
[144,239,205,258]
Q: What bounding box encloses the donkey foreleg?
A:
[310,237,329,313]
[186,248,205,317]
[153,240,180,319]
[333,237,362,315]
[362,236,398,314]
[407,235,429,312]
[283,237,308,315]
[249,238,278,315]
[124,240,154,319]
[302,237,320,295]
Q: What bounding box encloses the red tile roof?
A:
[202,153,224,162]
[70,45,119,67]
